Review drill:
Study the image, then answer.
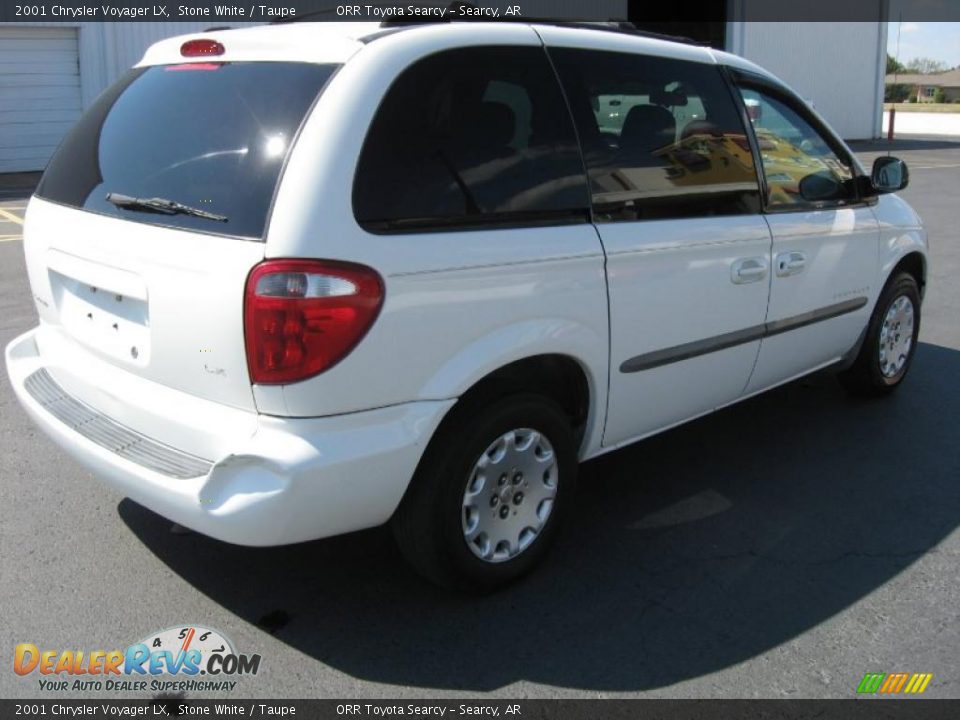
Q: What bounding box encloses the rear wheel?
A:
[392,394,577,592]
[840,272,921,397]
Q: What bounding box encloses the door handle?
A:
[731,257,768,285]
[776,251,806,277]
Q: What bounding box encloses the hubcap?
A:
[879,294,915,378]
[461,428,558,563]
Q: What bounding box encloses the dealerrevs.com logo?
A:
[14,625,261,694]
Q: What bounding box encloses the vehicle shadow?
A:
[119,341,960,692]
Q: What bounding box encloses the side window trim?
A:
[359,207,591,234]
[730,69,867,213]
[718,65,771,214]
[541,43,596,226]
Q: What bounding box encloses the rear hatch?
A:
[26,59,339,412]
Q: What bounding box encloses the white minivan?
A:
[6,20,927,590]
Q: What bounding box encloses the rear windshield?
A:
[36,62,338,240]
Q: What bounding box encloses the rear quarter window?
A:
[36,62,338,240]
[352,46,590,232]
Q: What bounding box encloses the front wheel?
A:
[392,394,578,592]
[839,272,921,397]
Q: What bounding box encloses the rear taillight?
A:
[244,260,384,385]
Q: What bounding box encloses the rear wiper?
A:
[105,193,228,223]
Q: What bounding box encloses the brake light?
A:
[165,63,223,72]
[244,260,384,385]
[180,39,225,57]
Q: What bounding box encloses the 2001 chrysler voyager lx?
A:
[6,20,927,590]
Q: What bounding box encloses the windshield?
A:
[36,62,338,240]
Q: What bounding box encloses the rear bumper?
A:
[6,328,454,546]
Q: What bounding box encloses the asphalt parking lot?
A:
[1,138,958,700]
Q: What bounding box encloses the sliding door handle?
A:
[731,257,769,285]
[776,251,807,277]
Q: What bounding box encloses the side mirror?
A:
[799,171,844,202]
[871,156,909,194]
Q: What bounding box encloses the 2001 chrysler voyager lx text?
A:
[6,20,927,590]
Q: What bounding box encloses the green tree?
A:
[905,57,947,74]
[886,54,906,74]
[885,84,911,102]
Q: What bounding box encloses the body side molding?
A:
[620,297,868,373]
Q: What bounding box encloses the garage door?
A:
[0,27,82,173]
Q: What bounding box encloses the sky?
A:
[886,22,960,70]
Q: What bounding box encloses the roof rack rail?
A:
[271,1,702,47]
[523,20,702,46]
[378,5,702,46]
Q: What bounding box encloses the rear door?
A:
[27,60,338,411]
[547,45,772,447]
[733,78,879,393]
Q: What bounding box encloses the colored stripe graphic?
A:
[858,672,932,694]
[880,673,909,693]
[907,674,933,694]
[857,673,886,693]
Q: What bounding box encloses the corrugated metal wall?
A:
[727,21,886,139]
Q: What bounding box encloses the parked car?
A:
[5,20,926,591]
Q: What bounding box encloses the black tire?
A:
[839,272,921,397]
[392,393,578,592]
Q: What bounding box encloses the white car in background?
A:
[6,20,926,591]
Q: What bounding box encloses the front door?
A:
[735,83,880,394]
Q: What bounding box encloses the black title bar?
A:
[1,700,960,719]
[2,0,960,23]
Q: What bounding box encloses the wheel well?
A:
[453,355,591,447]
[892,252,926,297]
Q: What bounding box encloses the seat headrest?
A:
[620,105,676,156]
[471,101,516,149]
